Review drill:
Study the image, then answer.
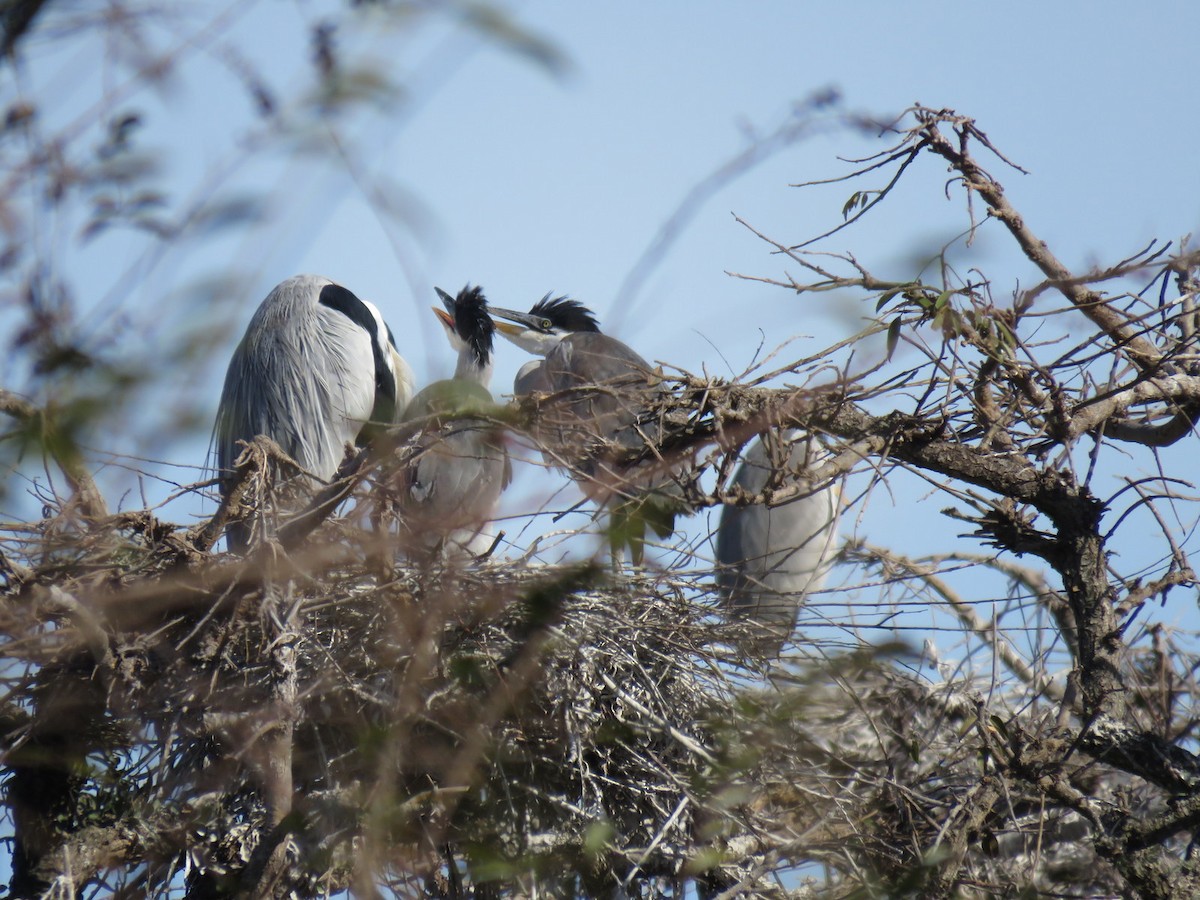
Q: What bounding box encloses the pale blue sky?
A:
[7,0,1200,622]
[23,2,1197,392]
[97,1,1200,377]
[2,1,1199,889]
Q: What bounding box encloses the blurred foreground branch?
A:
[5,104,1200,898]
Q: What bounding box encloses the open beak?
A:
[432,306,455,330]
[434,286,457,315]
[493,319,524,336]
[488,306,542,335]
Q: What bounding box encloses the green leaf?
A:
[934,307,961,337]
[683,847,726,876]
[982,829,1001,858]
[886,316,902,360]
[989,714,1010,740]
[842,191,862,220]
[993,319,1015,358]
[583,820,614,858]
[874,285,906,312]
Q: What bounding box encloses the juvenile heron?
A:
[716,430,841,658]
[394,285,510,556]
[489,295,681,562]
[214,274,415,551]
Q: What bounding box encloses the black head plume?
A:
[453,284,494,365]
[528,293,601,333]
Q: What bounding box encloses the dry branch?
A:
[5,104,1200,898]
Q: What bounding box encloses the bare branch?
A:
[0,389,108,520]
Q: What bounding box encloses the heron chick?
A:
[214,274,414,552]
[489,295,684,564]
[393,285,510,557]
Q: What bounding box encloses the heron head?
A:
[490,293,600,356]
[433,284,495,378]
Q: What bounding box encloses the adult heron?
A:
[214,274,415,551]
[489,295,681,562]
[393,285,510,556]
[716,430,841,658]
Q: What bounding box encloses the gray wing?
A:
[716,430,841,656]
[215,275,379,486]
[513,359,552,396]
[214,275,384,551]
[537,333,665,486]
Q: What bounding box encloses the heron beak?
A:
[432,306,455,330]
[488,306,543,330]
[493,320,525,336]
[434,287,457,315]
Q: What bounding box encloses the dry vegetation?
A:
[4,5,1200,899]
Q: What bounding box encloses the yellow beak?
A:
[493,320,524,336]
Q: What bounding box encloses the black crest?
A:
[529,293,601,334]
[453,284,495,366]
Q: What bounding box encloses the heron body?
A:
[214,274,414,551]
[716,430,841,658]
[490,296,681,563]
[538,337,661,482]
[395,286,510,556]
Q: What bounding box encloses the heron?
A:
[716,430,841,658]
[392,284,510,557]
[488,295,682,563]
[214,274,415,551]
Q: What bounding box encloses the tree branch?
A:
[917,110,1167,374]
[0,390,108,520]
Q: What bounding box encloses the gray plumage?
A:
[395,286,510,556]
[534,333,664,490]
[214,274,415,551]
[491,296,664,497]
[716,430,841,658]
[490,296,684,564]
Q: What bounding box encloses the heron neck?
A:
[497,329,567,357]
[455,352,493,387]
[533,331,569,357]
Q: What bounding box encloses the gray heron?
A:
[214,274,415,551]
[489,295,681,563]
[393,285,510,556]
[716,430,841,658]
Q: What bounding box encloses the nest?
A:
[1,494,1145,898]
[1,507,786,896]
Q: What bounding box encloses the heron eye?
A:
[540,319,552,330]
